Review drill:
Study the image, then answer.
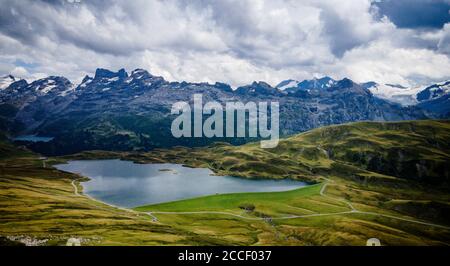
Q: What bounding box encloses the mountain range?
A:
[0,68,448,155]
[276,77,449,110]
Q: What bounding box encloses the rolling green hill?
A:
[117,120,450,186]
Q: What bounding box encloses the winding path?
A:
[146,208,450,229]
[70,178,450,230]
[146,210,356,221]
[71,180,79,196]
[146,182,450,230]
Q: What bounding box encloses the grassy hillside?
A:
[0,141,243,245]
[131,120,450,244]
[135,183,450,245]
[104,120,449,185]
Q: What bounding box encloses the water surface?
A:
[55,159,308,208]
[13,135,54,142]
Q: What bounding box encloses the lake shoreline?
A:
[54,159,310,208]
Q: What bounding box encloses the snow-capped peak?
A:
[416,80,450,102]
[78,75,93,88]
[26,76,72,95]
[0,75,17,90]
[363,80,450,106]
[34,78,57,94]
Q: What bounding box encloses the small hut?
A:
[366,238,381,246]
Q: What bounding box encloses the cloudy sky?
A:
[0,0,449,88]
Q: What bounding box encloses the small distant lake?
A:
[13,135,54,142]
[54,159,308,208]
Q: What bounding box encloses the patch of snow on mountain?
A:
[326,79,334,87]
[79,79,92,88]
[40,84,57,94]
[432,81,450,94]
[277,80,299,91]
[366,83,422,106]
[104,77,119,83]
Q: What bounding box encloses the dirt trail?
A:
[70,178,450,229]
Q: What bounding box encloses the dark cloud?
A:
[0,0,144,56]
[0,2,42,45]
[320,8,369,58]
[372,0,450,29]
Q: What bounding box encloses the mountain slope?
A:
[0,68,433,155]
[276,76,336,93]
[417,81,450,102]
[418,94,450,118]
[131,120,450,187]
[416,81,450,117]
[360,80,450,117]
[361,82,423,106]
